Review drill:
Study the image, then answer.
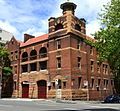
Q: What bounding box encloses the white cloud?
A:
[23,27,45,37]
[0,20,18,35]
[86,20,101,37]
[0,0,111,40]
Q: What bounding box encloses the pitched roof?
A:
[20,34,48,47]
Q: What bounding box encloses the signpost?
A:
[84,80,89,101]
[55,79,62,101]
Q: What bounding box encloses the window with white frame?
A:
[78,57,81,69]
[91,78,94,89]
[105,65,108,75]
[103,64,108,75]
[78,77,82,88]
[90,46,93,55]
[77,40,81,50]
[97,62,100,73]
[98,79,101,86]
[57,39,61,49]
[57,57,61,69]
[103,64,106,74]
[90,60,94,72]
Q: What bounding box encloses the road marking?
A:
[64,108,78,110]
[91,105,120,110]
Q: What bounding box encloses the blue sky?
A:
[0,0,111,40]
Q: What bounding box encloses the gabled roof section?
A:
[20,34,48,47]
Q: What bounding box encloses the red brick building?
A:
[7,1,114,100]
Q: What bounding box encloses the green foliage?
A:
[0,47,9,58]
[0,47,9,67]
[0,46,12,77]
[84,39,94,47]
[94,0,120,93]
[3,67,12,76]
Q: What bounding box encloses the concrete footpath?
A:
[1,98,101,104]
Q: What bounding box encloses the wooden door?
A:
[22,84,29,98]
[37,80,47,99]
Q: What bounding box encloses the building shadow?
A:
[2,74,13,98]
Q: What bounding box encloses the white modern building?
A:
[0,28,13,45]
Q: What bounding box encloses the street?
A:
[0,99,120,111]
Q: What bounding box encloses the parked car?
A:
[104,94,120,103]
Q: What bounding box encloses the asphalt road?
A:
[0,99,120,111]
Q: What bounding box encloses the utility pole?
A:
[0,66,2,98]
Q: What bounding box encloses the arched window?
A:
[39,47,47,58]
[22,52,28,62]
[30,50,37,60]
[55,23,63,31]
[75,24,81,31]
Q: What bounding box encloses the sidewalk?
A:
[1,98,102,104]
[1,98,49,101]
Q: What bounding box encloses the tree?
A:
[94,0,120,93]
[0,46,12,97]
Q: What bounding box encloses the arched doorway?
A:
[22,82,29,98]
[37,80,47,99]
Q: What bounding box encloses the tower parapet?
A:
[48,1,86,39]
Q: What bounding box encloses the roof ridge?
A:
[20,34,48,47]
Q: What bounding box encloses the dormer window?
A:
[55,23,63,31]
[75,24,81,31]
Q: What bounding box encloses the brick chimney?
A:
[24,34,35,42]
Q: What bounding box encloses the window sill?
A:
[30,71,37,73]
[22,72,28,74]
